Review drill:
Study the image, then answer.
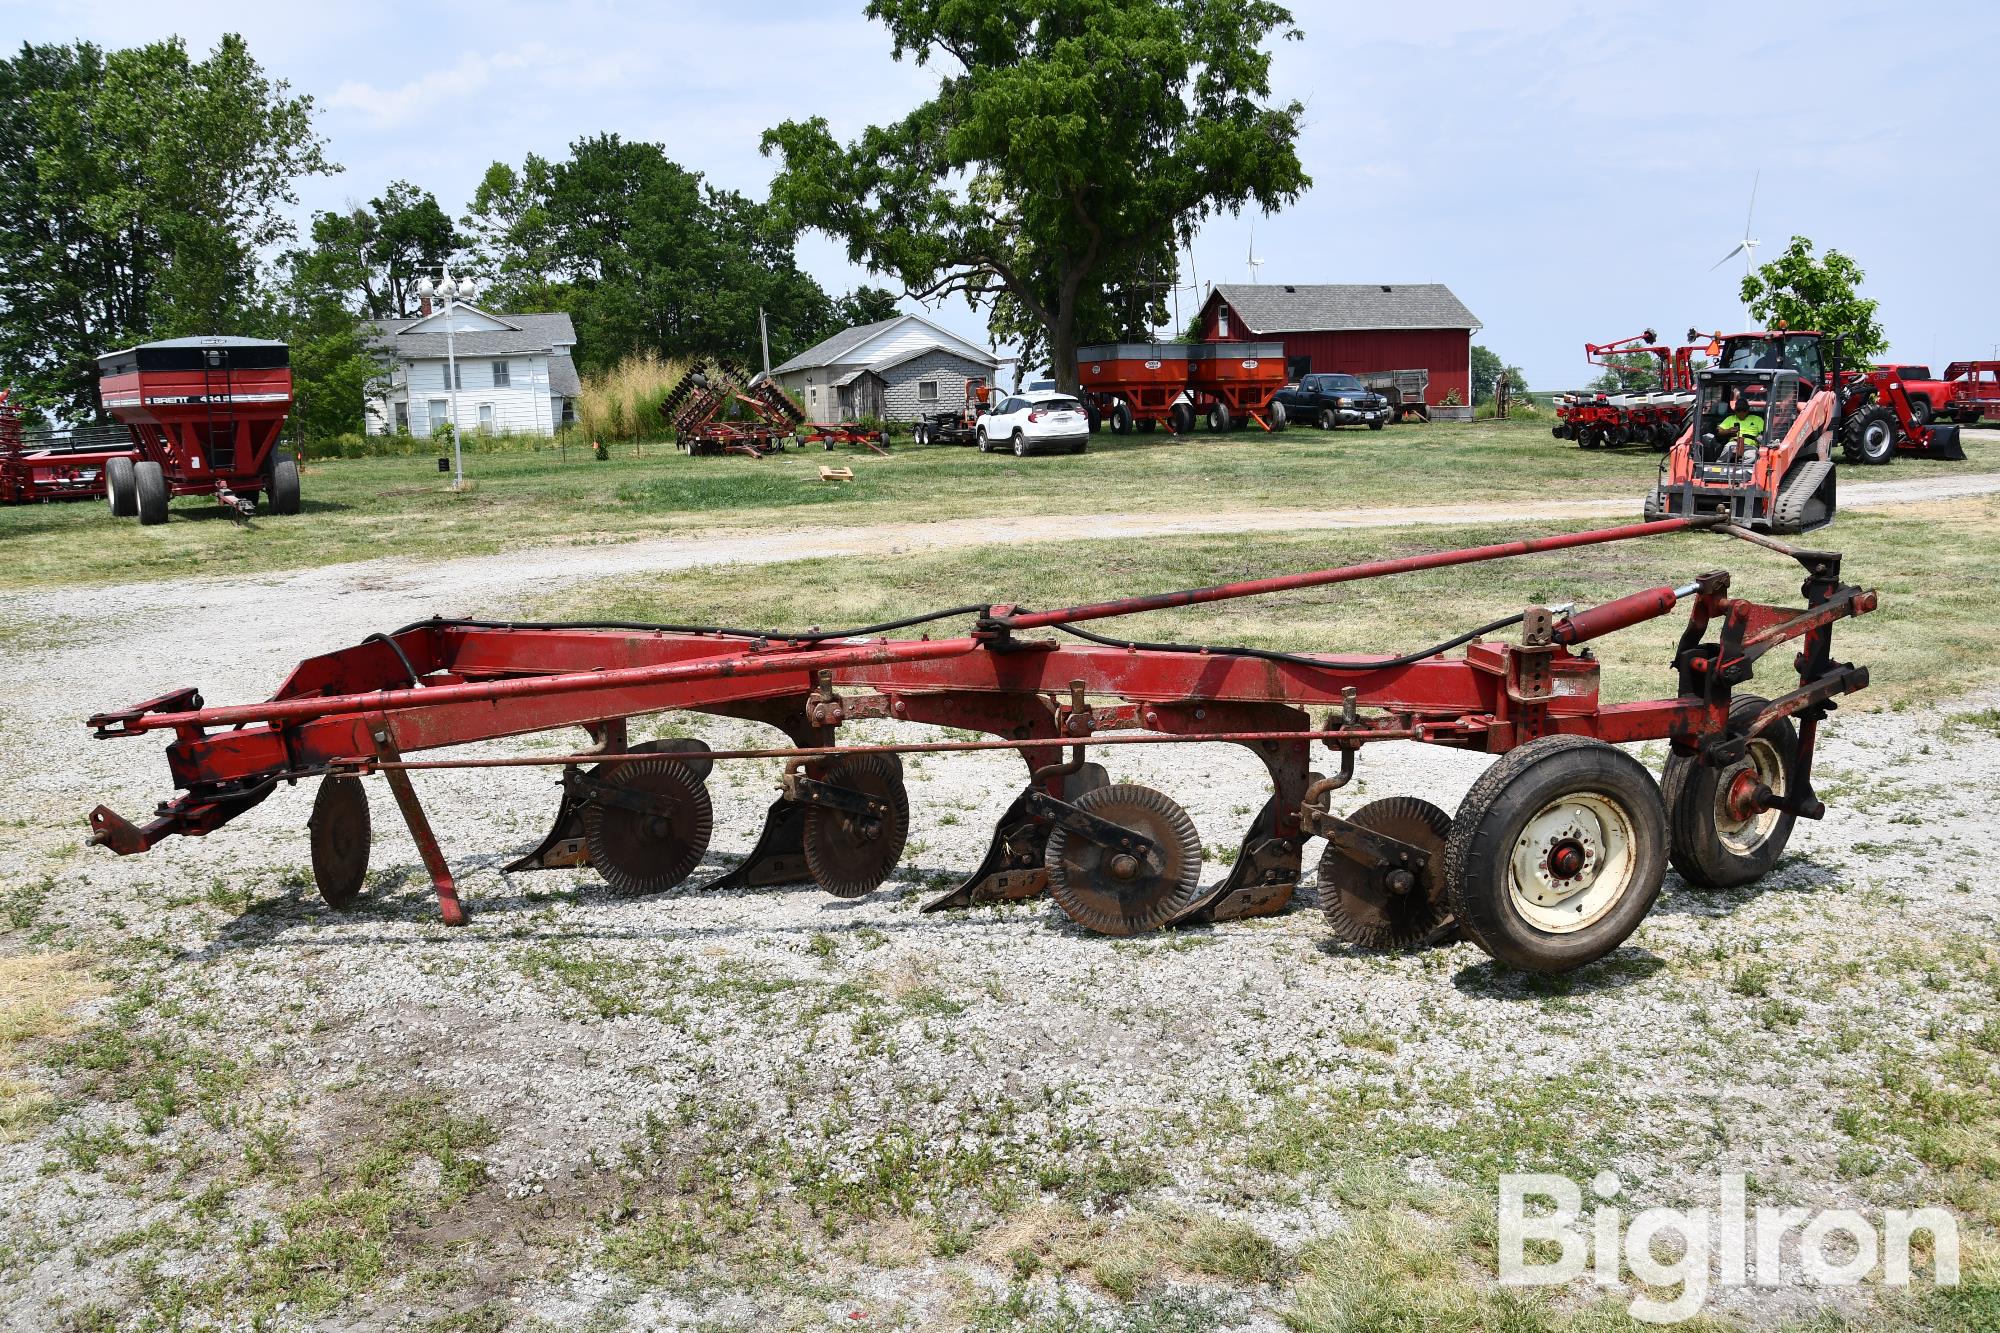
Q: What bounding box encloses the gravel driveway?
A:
[2,501,1995,1331]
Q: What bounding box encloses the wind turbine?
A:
[1709,170,1762,292]
[1247,226,1265,283]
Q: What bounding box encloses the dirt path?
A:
[4,465,1993,641]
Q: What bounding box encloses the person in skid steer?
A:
[1716,387,1767,458]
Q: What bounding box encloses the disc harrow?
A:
[84,516,1877,974]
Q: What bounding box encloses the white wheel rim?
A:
[1508,792,1638,933]
[1716,736,1785,855]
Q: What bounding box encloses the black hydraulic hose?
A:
[1047,610,1531,672]
[386,604,994,646]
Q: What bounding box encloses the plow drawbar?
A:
[86,517,1874,973]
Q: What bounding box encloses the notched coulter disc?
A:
[1045,783,1204,936]
[1320,796,1454,950]
[581,756,713,895]
[803,752,911,899]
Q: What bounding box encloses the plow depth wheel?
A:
[582,756,714,895]
[309,774,372,908]
[1445,735,1666,973]
[1319,797,1456,950]
[1662,696,1798,889]
[803,752,910,898]
[1046,784,1204,936]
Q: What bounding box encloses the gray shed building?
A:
[771,314,998,423]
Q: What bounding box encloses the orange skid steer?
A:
[1646,366,1837,534]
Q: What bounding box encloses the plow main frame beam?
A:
[85,520,1876,858]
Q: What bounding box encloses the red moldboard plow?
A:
[85,517,1875,973]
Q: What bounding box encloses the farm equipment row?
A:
[662,359,887,456]
[1079,342,1290,435]
[2,337,300,523]
[1553,330,1700,451]
[85,516,1875,975]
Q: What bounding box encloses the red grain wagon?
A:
[97,336,298,524]
[1188,341,1288,431]
[1079,342,1195,435]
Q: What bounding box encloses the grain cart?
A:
[0,391,140,505]
[96,337,298,524]
[1188,342,1289,431]
[85,515,1875,976]
[1080,343,1196,434]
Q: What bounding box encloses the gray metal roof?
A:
[771,316,906,375]
[547,355,581,397]
[366,310,577,359]
[1209,284,1480,334]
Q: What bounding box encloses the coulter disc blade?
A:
[1046,783,1204,936]
[802,752,911,899]
[1319,796,1454,950]
[581,756,713,895]
[309,774,371,909]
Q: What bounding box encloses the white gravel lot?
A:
[1,513,1995,1331]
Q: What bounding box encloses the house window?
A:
[428,399,449,435]
[917,380,938,404]
[1217,306,1230,337]
[394,402,410,433]
[478,403,494,431]
[492,360,510,388]
[809,388,817,404]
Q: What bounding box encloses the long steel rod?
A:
[335,726,1430,774]
[999,516,1715,630]
[102,518,1719,738]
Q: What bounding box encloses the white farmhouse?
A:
[363,305,581,438]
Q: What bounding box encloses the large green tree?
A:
[1739,236,1886,362]
[468,135,836,372]
[300,183,463,323]
[0,35,332,421]
[762,0,1309,391]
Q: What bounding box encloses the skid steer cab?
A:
[1646,367,1836,535]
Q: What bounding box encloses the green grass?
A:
[18,418,1982,590]
[541,497,2000,710]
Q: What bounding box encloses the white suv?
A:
[975,389,1091,456]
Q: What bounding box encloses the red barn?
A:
[1198,283,1481,408]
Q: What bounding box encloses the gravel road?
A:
[2,482,1995,1330]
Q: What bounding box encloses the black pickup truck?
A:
[1272,373,1391,430]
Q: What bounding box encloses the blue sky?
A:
[10,0,1997,386]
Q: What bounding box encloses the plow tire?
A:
[105,456,137,517]
[269,452,301,515]
[1844,406,1898,465]
[1046,784,1203,936]
[1445,735,1666,974]
[582,756,714,895]
[135,461,169,526]
[1662,697,1798,890]
[1319,797,1456,951]
[803,752,910,898]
